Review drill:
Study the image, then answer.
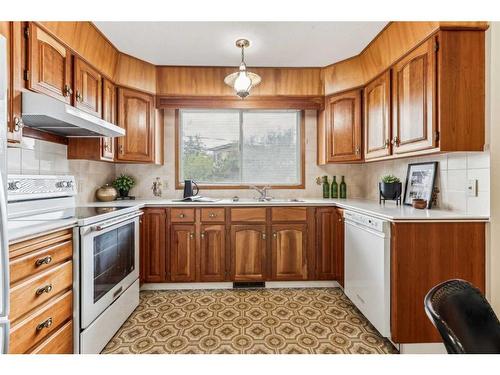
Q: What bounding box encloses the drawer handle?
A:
[35,255,53,267]
[179,213,185,218]
[208,213,217,218]
[36,317,53,331]
[36,284,53,296]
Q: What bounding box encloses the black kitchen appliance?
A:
[183,179,199,198]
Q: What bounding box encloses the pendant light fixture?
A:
[224,39,261,99]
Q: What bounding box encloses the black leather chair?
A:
[424,279,500,354]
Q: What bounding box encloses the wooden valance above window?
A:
[156,95,324,110]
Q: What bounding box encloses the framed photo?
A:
[403,162,438,208]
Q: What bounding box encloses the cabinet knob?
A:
[392,136,400,147]
[76,91,83,102]
[13,117,23,132]
[189,233,194,239]
[36,284,53,296]
[384,139,390,149]
[119,145,124,154]
[36,317,53,331]
[208,212,216,218]
[35,255,52,267]
[273,232,277,239]
[201,232,205,239]
[262,233,267,240]
[355,146,360,155]
[179,213,185,218]
[63,84,73,97]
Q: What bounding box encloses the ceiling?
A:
[94,22,388,67]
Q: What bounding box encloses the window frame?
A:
[175,109,305,190]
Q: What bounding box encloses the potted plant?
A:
[380,174,402,200]
[113,174,135,198]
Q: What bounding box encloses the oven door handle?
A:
[91,211,143,232]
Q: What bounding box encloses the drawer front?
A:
[10,240,73,284]
[271,207,307,222]
[10,261,73,322]
[230,208,267,222]
[10,229,73,258]
[201,208,225,223]
[170,208,195,223]
[30,320,73,354]
[10,291,72,354]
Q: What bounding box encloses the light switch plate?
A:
[467,179,478,197]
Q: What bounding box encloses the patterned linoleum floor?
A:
[102,288,397,354]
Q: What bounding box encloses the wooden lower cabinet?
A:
[315,207,344,285]
[271,224,307,280]
[230,225,267,281]
[141,208,167,283]
[199,225,226,282]
[170,225,197,282]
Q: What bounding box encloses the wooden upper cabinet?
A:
[230,225,267,281]
[27,23,72,104]
[364,71,391,160]
[271,224,307,281]
[392,38,436,155]
[116,87,155,163]
[199,225,226,282]
[324,89,362,162]
[74,57,102,117]
[170,224,196,282]
[101,79,116,160]
[141,208,167,283]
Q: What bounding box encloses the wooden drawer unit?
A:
[10,240,72,284]
[230,208,267,222]
[271,207,307,222]
[10,261,73,322]
[30,320,73,354]
[201,208,225,223]
[9,291,72,354]
[170,208,195,223]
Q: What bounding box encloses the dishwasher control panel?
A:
[343,210,386,232]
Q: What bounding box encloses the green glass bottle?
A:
[321,176,330,199]
[331,176,338,199]
[340,175,347,199]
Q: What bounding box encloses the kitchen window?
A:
[177,109,304,188]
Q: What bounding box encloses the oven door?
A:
[80,212,141,329]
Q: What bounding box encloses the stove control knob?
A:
[8,181,21,190]
[67,181,74,188]
[57,181,69,188]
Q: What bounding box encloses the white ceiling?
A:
[94,22,388,67]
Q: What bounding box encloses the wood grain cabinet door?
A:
[199,225,226,282]
[27,23,72,104]
[170,225,196,282]
[141,208,167,283]
[392,38,436,154]
[230,225,267,281]
[74,57,102,117]
[117,88,155,162]
[315,208,344,284]
[101,79,116,161]
[271,224,307,281]
[364,71,392,160]
[325,89,362,162]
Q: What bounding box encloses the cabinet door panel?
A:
[230,225,267,281]
[316,208,343,284]
[74,57,102,117]
[271,224,307,280]
[141,209,167,283]
[200,225,226,282]
[364,71,391,160]
[101,79,116,160]
[170,225,196,282]
[117,88,155,162]
[392,38,436,154]
[325,90,362,162]
[27,23,72,104]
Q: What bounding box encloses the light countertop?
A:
[8,197,488,243]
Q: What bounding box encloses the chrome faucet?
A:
[250,185,272,201]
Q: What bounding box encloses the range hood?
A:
[21,91,125,138]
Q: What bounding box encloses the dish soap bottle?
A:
[331,176,338,199]
[340,176,347,199]
[322,176,330,199]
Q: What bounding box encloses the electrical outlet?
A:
[467,179,478,197]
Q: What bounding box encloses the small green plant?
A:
[113,174,135,192]
[381,174,400,184]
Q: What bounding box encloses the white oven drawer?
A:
[344,217,391,337]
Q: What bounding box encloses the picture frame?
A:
[403,162,438,208]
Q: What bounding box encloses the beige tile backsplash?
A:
[6,110,490,216]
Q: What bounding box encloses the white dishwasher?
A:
[343,210,391,337]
